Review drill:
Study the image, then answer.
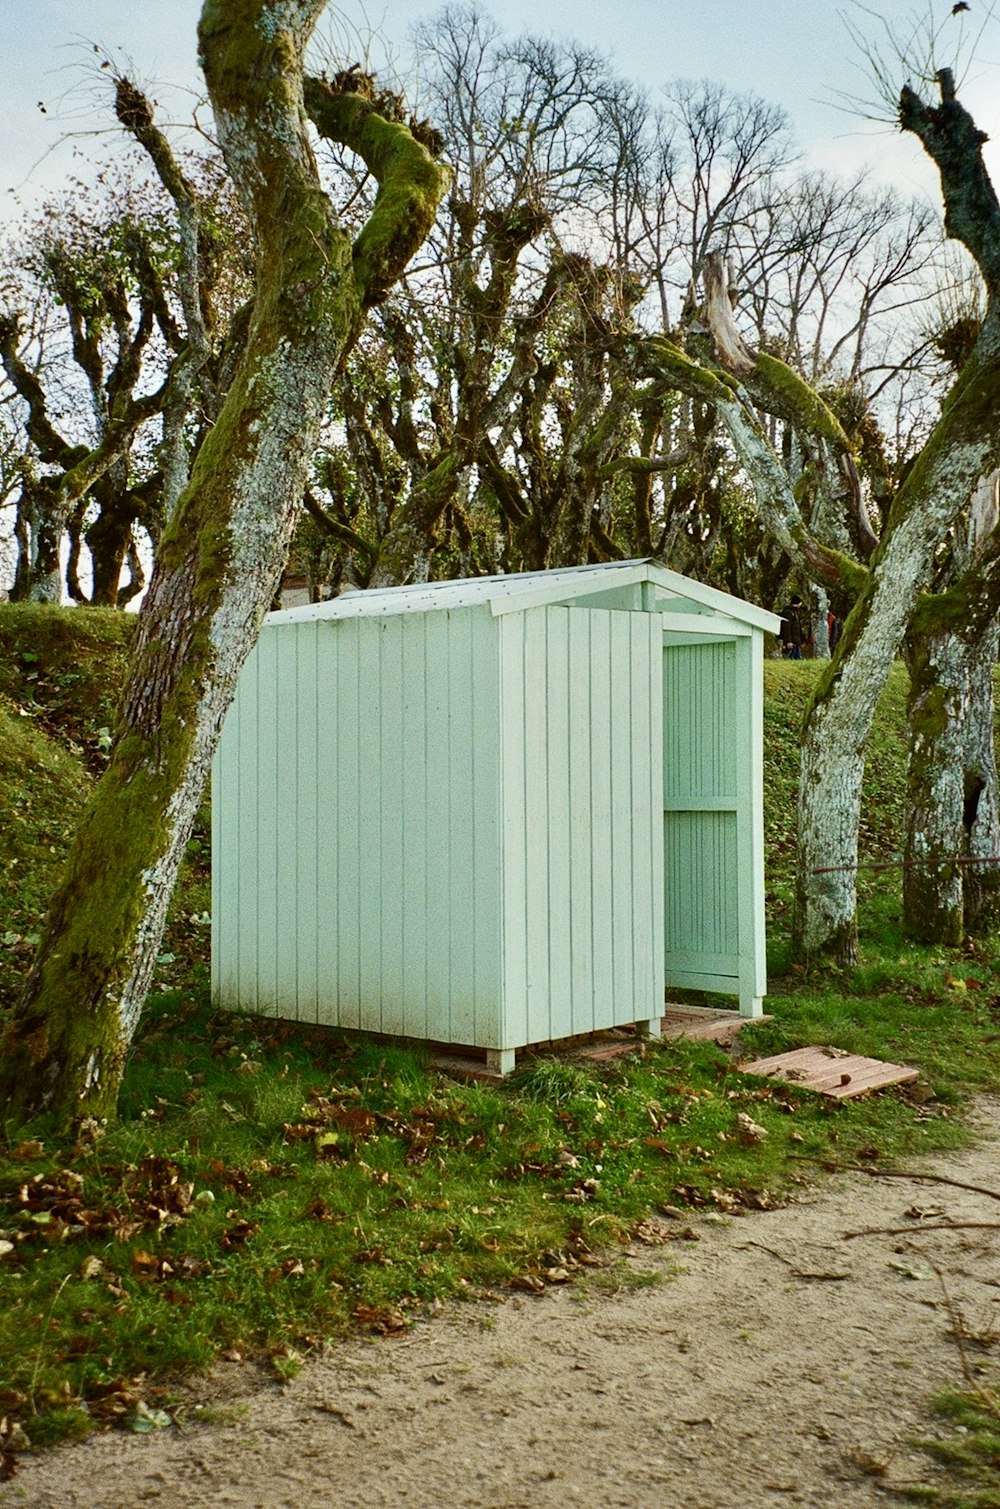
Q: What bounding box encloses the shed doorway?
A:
[662,628,765,1017]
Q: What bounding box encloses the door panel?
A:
[663,640,741,990]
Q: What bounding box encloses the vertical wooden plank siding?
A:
[331,619,361,1030]
[497,613,529,1051]
[608,611,636,1020]
[629,612,662,1016]
[216,608,501,1039]
[544,607,573,1039]
[470,610,502,1048]
[257,628,283,1013]
[445,611,477,1045]
[269,626,301,1016]
[568,615,596,1033]
[400,614,429,1043]
[734,632,767,1011]
[421,610,453,1036]
[352,608,503,1041]
[499,607,661,1047]
[521,609,551,1040]
[663,639,741,991]
[234,642,260,1008]
[586,613,614,1033]
[211,657,245,1006]
[379,618,406,1033]
[294,622,320,1021]
[354,619,383,1033]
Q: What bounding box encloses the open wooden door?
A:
[662,625,764,1015]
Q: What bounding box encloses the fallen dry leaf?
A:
[735,1113,768,1145]
[634,1218,676,1246]
[510,1273,545,1294]
[352,1303,407,1335]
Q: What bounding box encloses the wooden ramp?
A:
[661,1004,770,1045]
[738,1045,918,1100]
[427,1006,768,1080]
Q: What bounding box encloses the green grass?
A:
[900,1388,1000,1506]
[0,621,999,1497]
[2,967,998,1459]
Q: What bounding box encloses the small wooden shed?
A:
[212,560,779,1071]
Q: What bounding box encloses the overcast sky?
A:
[3,2,999,220]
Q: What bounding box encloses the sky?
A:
[2,1,999,223]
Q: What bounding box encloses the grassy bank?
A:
[0,617,998,1497]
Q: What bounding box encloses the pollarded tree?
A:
[635,61,1000,964]
[313,8,657,585]
[0,203,172,603]
[902,458,1000,943]
[790,68,1000,961]
[0,133,236,606]
[666,69,1000,963]
[0,0,447,1127]
[305,18,827,589]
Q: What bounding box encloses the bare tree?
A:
[0,202,170,603]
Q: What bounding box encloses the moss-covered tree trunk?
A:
[0,0,446,1127]
[793,344,1000,961]
[792,70,1000,962]
[903,614,1000,941]
[903,629,968,943]
[961,623,1000,930]
[26,485,67,604]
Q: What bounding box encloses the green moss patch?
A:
[0,698,89,1009]
[0,605,133,769]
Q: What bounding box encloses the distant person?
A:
[779,594,805,659]
[827,610,841,652]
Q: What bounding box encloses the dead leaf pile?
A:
[352,1302,408,1334]
[282,1092,442,1165]
[3,1154,203,1259]
[511,1238,607,1293]
[9,1168,121,1247]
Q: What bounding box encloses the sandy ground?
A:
[4,1101,1000,1509]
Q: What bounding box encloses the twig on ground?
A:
[842,1221,1000,1240]
[740,1240,852,1280]
[856,1168,1000,1203]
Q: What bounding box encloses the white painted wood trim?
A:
[659,614,752,637]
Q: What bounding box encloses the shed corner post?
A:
[486,1047,516,1075]
[736,626,768,1019]
[737,986,764,1019]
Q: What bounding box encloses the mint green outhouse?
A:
[212,560,780,1072]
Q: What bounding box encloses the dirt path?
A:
[5,1102,1000,1509]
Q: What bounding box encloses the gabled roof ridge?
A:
[266,558,780,632]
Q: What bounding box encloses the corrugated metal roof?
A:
[266,558,781,633]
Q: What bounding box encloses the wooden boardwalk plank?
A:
[738,1045,918,1099]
